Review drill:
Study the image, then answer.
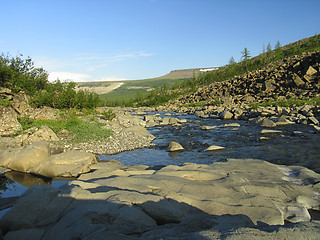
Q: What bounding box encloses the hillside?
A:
[76,67,218,106]
[167,51,320,109]
[138,34,320,107]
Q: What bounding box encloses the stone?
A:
[0,106,22,136]
[219,110,233,120]
[16,125,60,145]
[178,118,187,123]
[167,141,184,152]
[309,116,319,125]
[292,73,305,86]
[260,129,282,134]
[223,123,241,128]
[161,117,170,125]
[11,92,30,115]
[263,80,276,91]
[306,66,318,76]
[204,145,225,151]
[29,150,98,178]
[201,125,215,130]
[259,118,276,127]
[259,137,269,141]
[169,117,179,125]
[0,141,50,172]
[121,126,155,138]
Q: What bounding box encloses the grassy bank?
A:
[17,109,115,143]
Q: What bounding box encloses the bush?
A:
[101,109,116,121]
[1,53,100,109]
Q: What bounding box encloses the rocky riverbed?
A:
[0,107,320,239]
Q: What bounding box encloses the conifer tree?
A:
[228,56,236,65]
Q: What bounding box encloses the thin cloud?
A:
[48,72,91,82]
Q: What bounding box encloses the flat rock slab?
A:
[1,158,320,239]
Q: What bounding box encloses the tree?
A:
[241,48,251,61]
[274,40,283,59]
[274,40,281,50]
[228,56,236,65]
[267,42,272,52]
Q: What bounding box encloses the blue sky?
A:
[1,0,319,82]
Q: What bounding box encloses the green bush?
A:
[101,109,116,121]
[1,53,100,109]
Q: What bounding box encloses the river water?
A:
[1,112,320,199]
[100,112,320,173]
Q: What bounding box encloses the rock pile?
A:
[173,51,320,107]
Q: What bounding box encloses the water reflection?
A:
[4,171,51,187]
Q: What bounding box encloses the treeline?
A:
[134,34,320,107]
[0,53,99,109]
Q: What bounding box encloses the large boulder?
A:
[0,141,50,172]
[29,150,98,178]
[0,106,22,136]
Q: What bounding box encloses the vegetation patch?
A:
[0,53,100,109]
[17,110,113,143]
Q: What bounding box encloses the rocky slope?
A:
[169,51,320,107]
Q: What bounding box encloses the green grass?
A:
[0,98,11,107]
[17,110,113,143]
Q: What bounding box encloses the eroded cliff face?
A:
[170,51,320,107]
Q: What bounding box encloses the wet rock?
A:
[201,125,215,130]
[219,110,233,120]
[223,123,241,128]
[204,145,225,151]
[260,129,282,134]
[167,141,184,152]
[259,118,276,127]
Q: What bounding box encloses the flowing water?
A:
[100,112,320,173]
[1,112,320,200]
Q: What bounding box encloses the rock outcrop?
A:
[0,141,98,178]
[1,158,319,239]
